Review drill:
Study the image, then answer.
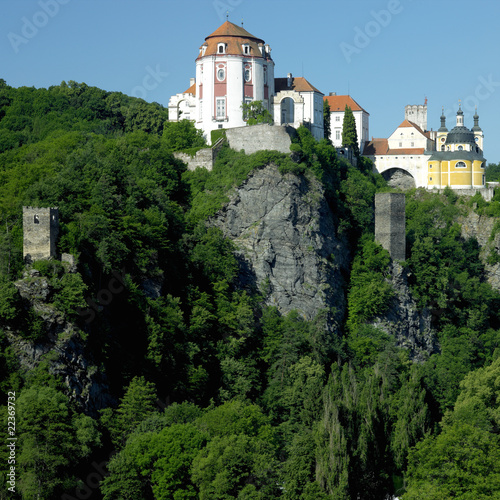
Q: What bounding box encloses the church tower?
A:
[194,21,275,140]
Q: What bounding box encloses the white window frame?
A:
[216,97,226,119]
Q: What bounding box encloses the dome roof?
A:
[197,21,268,60]
[445,125,475,145]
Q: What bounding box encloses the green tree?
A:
[16,385,100,499]
[341,105,360,157]
[101,423,206,500]
[241,100,273,125]
[404,358,500,499]
[485,162,500,182]
[323,99,331,141]
[102,376,158,448]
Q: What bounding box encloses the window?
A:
[243,44,250,55]
[411,142,414,147]
[458,145,463,151]
[263,66,267,84]
[244,67,251,82]
[456,161,466,168]
[399,142,402,147]
[217,67,225,81]
[335,116,340,122]
[218,44,225,54]
[335,130,341,140]
[216,97,226,119]
[441,145,445,151]
[483,174,486,185]
[430,177,433,181]
[34,214,39,224]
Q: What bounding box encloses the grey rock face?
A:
[10,275,113,415]
[459,211,500,292]
[371,263,436,361]
[210,164,348,330]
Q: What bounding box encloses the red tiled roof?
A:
[324,95,368,114]
[198,21,266,59]
[275,76,322,93]
[183,83,196,95]
[397,119,427,135]
[363,139,388,155]
[363,139,425,156]
[206,21,263,43]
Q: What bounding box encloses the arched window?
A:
[456,161,466,168]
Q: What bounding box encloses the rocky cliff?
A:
[459,210,500,291]
[7,269,113,415]
[371,263,436,361]
[210,164,348,332]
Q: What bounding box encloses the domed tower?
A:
[434,103,486,189]
[445,103,477,153]
[195,21,275,141]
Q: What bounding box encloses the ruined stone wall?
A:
[225,124,296,155]
[23,207,59,262]
[375,193,406,261]
[173,148,215,171]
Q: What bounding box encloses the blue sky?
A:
[2,0,500,162]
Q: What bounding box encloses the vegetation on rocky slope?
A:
[0,81,500,499]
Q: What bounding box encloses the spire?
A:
[438,106,448,132]
[472,105,482,132]
[456,100,464,126]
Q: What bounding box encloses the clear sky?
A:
[1,0,499,162]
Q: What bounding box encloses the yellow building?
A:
[427,104,485,189]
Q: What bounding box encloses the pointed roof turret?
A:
[438,107,448,132]
[472,106,482,132]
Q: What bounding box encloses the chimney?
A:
[329,92,337,96]
[287,73,293,88]
[190,77,195,86]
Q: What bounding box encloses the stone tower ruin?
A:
[375,193,406,261]
[23,206,59,262]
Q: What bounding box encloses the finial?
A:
[241,18,244,26]
[226,10,229,20]
[424,96,428,106]
[458,98,462,109]
[441,106,444,115]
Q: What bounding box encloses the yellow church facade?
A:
[427,104,485,189]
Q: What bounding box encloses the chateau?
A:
[168,21,324,142]
[363,102,490,197]
[168,21,491,198]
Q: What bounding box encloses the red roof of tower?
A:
[198,21,267,59]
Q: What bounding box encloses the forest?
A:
[0,79,500,499]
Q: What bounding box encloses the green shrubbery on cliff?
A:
[0,81,499,498]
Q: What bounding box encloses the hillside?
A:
[1,81,500,499]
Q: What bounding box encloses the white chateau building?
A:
[324,94,370,152]
[168,21,324,142]
[364,102,489,196]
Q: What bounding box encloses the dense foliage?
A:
[0,81,500,499]
[341,104,360,158]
